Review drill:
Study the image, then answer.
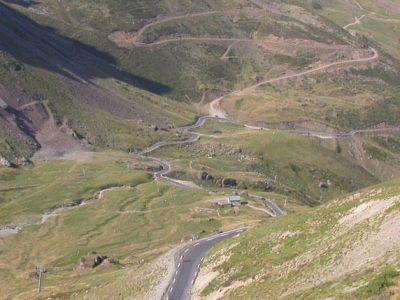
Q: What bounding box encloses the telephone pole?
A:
[37,266,46,293]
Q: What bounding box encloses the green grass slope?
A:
[152,120,379,204]
[0,2,199,163]
[0,151,265,299]
[196,179,400,299]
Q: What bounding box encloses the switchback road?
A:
[209,47,378,119]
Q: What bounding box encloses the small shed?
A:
[228,195,242,206]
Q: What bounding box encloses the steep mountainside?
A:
[2,0,400,166]
[0,1,198,164]
[194,180,400,299]
[1,1,400,298]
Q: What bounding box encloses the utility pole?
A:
[37,266,46,293]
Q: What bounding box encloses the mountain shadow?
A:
[1,0,39,8]
[0,3,171,95]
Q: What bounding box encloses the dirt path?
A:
[208,4,381,120]
[343,14,368,29]
[220,41,239,60]
[206,46,400,140]
[134,11,223,44]
[343,0,400,31]
[136,37,252,47]
[209,47,378,118]
[353,0,364,10]
[17,100,42,110]
[0,186,132,238]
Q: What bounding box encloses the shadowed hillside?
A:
[0,2,197,164]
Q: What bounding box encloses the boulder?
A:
[77,253,117,270]
[0,156,10,167]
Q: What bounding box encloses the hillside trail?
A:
[220,41,239,60]
[209,48,400,138]
[136,37,252,47]
[206,6,400,137]
[133,11,223,44]
[208,48,379,131]
[86,22,385,226]
[345,0,399,29]
[343,14,370,29]
[206,0,390,132]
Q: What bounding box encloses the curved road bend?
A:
[138,117,238,184]
[209,47,378,119]
[165,228,247,300]
[248,193,285,217]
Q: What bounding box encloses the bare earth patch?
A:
[108,31,138,48]
[338,195,400,229]
[286,211,400,296]
[283,195,400,297]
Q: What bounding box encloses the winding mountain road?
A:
[138,116,239,187]
[207,47,389,139]
[139,117,285,300]
[134,42,385,299]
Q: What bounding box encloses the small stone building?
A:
[228,195,242,206]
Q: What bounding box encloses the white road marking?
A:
[184,248,189,254]
[193,242,200,247]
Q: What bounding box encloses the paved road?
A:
[248,193,285,217]
[138,116,235,185]
[165,228,247,300]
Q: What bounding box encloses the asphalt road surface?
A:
[165,228,246,300]
[248,193,285,216]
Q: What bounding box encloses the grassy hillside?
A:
[1,0,400,298]
[152,121,379,204]
[195,179,400,299]
[0,151,266,299]
[0,1,199,163]
[221,67,400,131]
[2,0,400,163]
[1,0,359,103]
[313,0,400,59]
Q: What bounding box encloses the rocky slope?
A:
[194,180,400,299]
[0,1,197,164]
[2,0,400,166]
